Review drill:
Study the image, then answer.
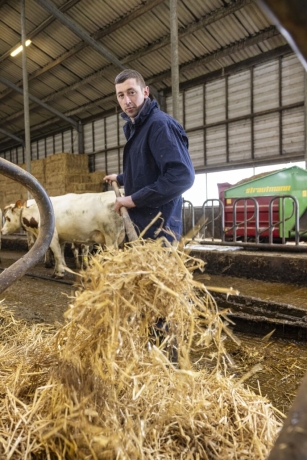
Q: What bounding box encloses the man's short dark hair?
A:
[115,69,146,88]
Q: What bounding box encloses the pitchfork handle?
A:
[111,181,138,242]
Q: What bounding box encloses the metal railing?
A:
[184,195,307,252]
[182,199,195,237]
[201,199,224,242]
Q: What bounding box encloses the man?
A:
[104,69,195,242]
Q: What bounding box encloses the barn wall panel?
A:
[46,136,53,157]
[282,54,304,105]
[188,131,204,168]
[106,115,118,148]
[17,146,23,164]
[229,120,252,162]
[228,70,251,118]
[206,79,226,123]
[94,152,106,172]
[63,130,72,153]
[105,150,120,175]
[38,139,45,159]
[206,125,227,165]
[253,60,279,112]
[254,113,279,158]
[166,93,183,126]
[72,129,78,154]
[185,86,203,130]
[282,107,304,154]
[83,122,93,154]
[31,142,38,160]
[119,117,126,146]
[54,133,62,154]
[93,119,105,152]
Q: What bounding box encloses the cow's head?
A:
[1,200,25,235]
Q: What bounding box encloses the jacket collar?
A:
[121,98,157,126]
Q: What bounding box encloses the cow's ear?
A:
[15,200,23,209]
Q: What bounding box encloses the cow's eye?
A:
[6,217,11,222]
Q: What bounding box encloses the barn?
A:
[0,1,307,459]
[1,1,306,200]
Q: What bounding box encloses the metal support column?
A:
[78,120,84,154]
[21,0,31,177]
[170,0,180,121]
[305,71,307,169]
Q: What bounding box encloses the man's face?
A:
[116,78,149,121]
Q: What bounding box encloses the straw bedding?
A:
[0,238,282,459]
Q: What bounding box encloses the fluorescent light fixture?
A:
[10,40,32,57]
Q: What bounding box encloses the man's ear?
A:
[144,85,150,98]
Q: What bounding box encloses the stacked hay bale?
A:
[0,239,282,458]
[0,153,107,210]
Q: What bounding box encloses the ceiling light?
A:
[10,40,32,57]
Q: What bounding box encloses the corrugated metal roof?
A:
[0,0,294,149]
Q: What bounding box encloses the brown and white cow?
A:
[2,192,125,278]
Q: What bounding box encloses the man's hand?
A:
[104,174,118,185]
[114,195,136,213]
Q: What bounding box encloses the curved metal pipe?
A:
[256,0,307,72]
[0,158,54,294]
[267,370,307,459]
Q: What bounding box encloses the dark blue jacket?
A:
[117,98,195,241]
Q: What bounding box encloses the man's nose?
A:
[124,94,131,104]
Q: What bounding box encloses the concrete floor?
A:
[206,273,307,311]
[1,236,307,331]
[0,247,76,324]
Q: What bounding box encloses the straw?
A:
[0,238,282,459]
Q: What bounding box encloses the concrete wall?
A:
[0,153,107,210]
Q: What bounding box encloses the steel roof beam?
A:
[0,0,81,64]
[40,0,254,102]
[148,26,280,84]
[0,0,165,103]
[0,0,256,122]
[1,28,283,136]
[0,43,291,151]
[0,76,79,129]
[34,0,125,70]
[129,0,254,60]
[0,25,280,127]
[0,0,250,103]
[0,127,24,145]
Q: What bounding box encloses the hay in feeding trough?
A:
[0,238,282,459]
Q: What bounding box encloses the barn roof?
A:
[0,0,293,151]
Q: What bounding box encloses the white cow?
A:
[2,192,125,278]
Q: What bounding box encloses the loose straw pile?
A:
[0,238,282,459]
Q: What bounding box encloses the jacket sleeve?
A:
[117,173,124,186]
[131,120,195,208]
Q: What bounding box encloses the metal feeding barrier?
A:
[201,198,224,242]
[188,194,307,252]
[0,158,54,294]
[182,199,195,236]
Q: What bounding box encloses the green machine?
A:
[222,166,307,240]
